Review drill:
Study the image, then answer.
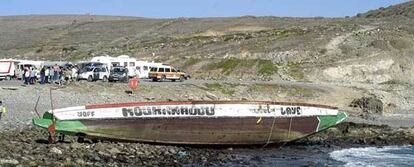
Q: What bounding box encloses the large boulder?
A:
[349,97,383,115]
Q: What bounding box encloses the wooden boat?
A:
[32,101,347,145]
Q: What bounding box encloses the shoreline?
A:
[0,122,413,166]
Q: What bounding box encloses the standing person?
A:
[59,67,64,85]
[71,66,78,81]
[23,67,28,84]
[24,67,31,85]
[28,68,33,84]
[40,67,46,84]
[63,68,69,84]
[52,64,59,83]
[50,67,55,84]
[30,67,36,84]
[45,67,50,83]
[55,65,61,84]
[0,101,5,121]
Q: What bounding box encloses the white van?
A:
[78,66,110,82]
[112,55,137,77]
[135,61,163,78]
[91,55,138,78]
[16,60,44,79]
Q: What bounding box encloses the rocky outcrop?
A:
[349,97,383,115]
[296,122,414,146]
[0,127,232,166]
[323,58,394,84]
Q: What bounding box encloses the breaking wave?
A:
[330,145,414,167]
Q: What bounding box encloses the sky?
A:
[0,0,409,18]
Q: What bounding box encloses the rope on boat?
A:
[288,117,293,139]
[263,104,276,148]
[49,88,54,120]
[34,96,41,118]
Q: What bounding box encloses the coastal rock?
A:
[75,159,85,165]
[0,158,19,165]
[70,142,82,149]
[108,147,122,155]
[383,103,397,114]
[50,147,63,154]
[205,92,218,100]
[217,153,227,161]
[296,122,414,146]
[349,97,383,115]
[168,148,178,154]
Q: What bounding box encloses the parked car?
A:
[148,65,186,82]
[109,66,129,82]
[78,66,109,82]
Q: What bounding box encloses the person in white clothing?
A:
[71,67,78,81]
[45,67,50,83]
[24,67,30,85]
[30,68,36,84]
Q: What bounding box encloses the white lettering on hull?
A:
[50,104,338,121]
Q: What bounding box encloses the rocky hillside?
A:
[358,1,414,18]
[0,3,413,85]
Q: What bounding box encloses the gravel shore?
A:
[0,127,233,166]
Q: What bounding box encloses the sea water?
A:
[215,145,414,166]
[330,145,414,167]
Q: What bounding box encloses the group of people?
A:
[23,66,41,85]
[22,64,79,85]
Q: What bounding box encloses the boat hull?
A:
[32,101,347,145]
